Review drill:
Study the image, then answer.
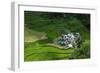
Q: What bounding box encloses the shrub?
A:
[69,40,90,59]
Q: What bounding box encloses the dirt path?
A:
[46,43,64,49]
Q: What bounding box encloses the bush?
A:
[69,40,90,59]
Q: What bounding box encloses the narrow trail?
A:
[46,43,65,49]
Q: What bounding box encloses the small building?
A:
[56,33,82,49]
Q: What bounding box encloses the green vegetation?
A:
[24,11,90,61]
[24,41,75,61]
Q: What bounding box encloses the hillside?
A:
[24,11,90,61]
[24,27,47,42]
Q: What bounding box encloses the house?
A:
[57,33,82,49]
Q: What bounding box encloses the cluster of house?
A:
[57,33,82,49]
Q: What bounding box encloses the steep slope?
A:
[24,28,47,42]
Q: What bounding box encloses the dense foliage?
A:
[24,11,90,61]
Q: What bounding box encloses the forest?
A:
[24,11,90,61]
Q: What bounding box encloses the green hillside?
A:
[24,11,90,61]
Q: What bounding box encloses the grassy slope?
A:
[24,28,47,42]
[24,42,75,61]
[24,29,75,61]
[24,11,90,61]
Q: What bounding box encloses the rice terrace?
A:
[24,11,90,62]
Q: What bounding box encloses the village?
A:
[56,33,82,49]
